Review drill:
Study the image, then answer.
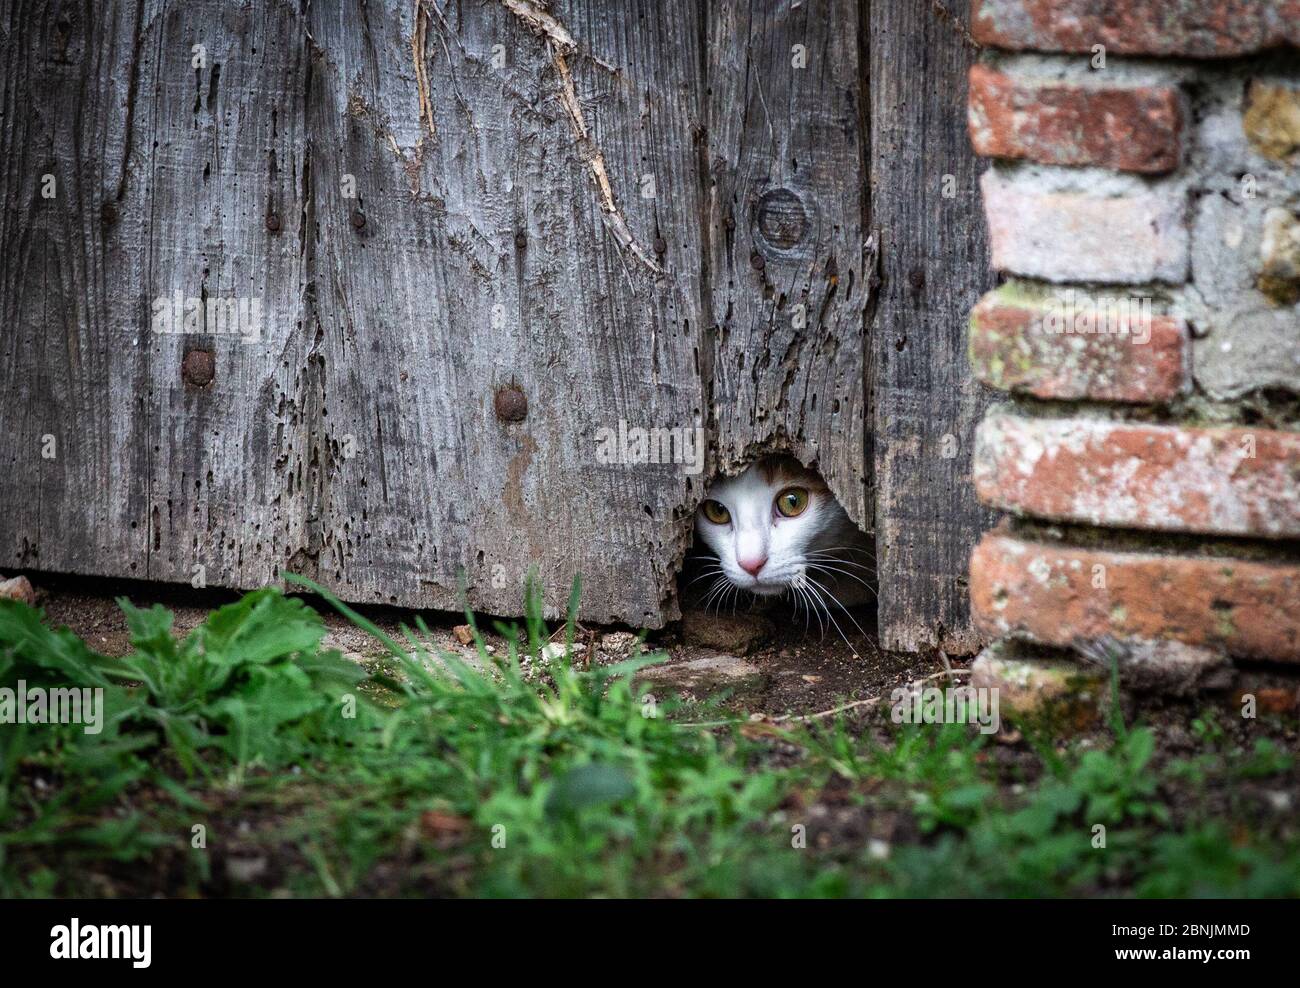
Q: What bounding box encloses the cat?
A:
[688,455,875,644]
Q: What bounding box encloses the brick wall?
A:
[964,1,1300,696]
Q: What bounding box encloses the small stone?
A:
[1073,637,1233,695]
[0,575,35,606]
[638,652,765,692]
[1258,207,1300,307]
[539,641,585,663]
[452,624,474,646]
[600,631,640,656]
[420,810,469,840]
[225,856,268,883]
[970,641,1103,728]
[680,609,773,655]
[1243,81,1300,163]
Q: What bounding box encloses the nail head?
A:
[494,385,528,423]
[182,349,215,388]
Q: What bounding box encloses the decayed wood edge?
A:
[702,0,873,535]
[496,0,700,629]
[858,4,880,541]
[290,0,700,629]
[498,0,663,276]
[703,235,878,532]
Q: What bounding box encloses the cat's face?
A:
[694,456,843,596]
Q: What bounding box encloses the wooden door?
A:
[0,0,991,649]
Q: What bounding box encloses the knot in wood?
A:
[754,188,807,252]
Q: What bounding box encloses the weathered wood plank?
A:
[0,2,147,579]
[869,0,999,653]
[0,1,312,593]
[141,2,314,593]
[704,0,873,529]
[300,0,708,625]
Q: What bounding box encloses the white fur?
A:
[693,462,873,607]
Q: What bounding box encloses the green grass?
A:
[1,576,1297,898]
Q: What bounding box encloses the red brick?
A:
[971,0,1300,58]
[968,289,1187,402]
[981,171,1188,283]
[968,65,1184,173]
[970,531,1300,661]
[974,415,1300,537]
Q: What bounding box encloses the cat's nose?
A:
[739,556,767,577]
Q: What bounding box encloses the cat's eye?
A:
[701,500,731,525]
[774,487,810,518]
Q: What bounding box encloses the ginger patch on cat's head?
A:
[755,455,830,494]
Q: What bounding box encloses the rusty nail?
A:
[182,349,215,388]
[266,213,281,233]
[494,384,528,423]
[514,231,527,249]
[350,209,366,230]
[750,252,766,271]
[100,202,118,226]
[653,236,667,254]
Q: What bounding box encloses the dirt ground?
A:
[26,570,1300,723]
[30,571,935,718]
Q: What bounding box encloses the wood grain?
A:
[299,0,707,624]
[869,0,999,652]
[2,0,994,645]
[704,0,872,529]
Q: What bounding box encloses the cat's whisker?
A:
[809,544,877,558]
[800,577,853,651]
[792,578,826,639]
[804,551,875,571]
[708,578,736,617]
[803,573,870,651]
[788,585,803,629]
[683,566,724,591]
[800,551,873,566]
[698,574,729,612]
[800,580,856,653]
[804,562,878,598]
[795,582,816,637]
[806,549,877,567]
